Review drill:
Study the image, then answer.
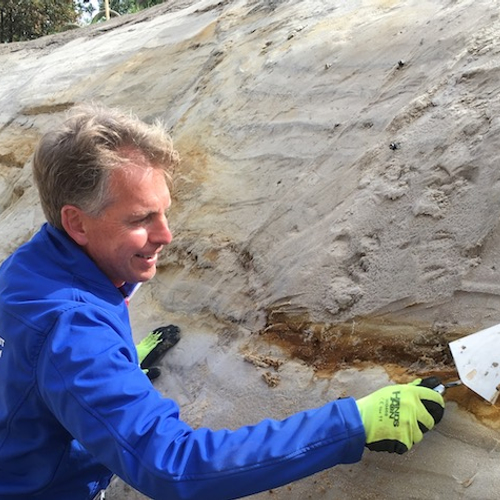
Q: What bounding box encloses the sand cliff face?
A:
[2,1,500,498]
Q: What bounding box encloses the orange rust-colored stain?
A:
[258,312,500,429]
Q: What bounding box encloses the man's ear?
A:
[60,205,89,246]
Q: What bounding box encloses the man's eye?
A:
[132,215,151,225]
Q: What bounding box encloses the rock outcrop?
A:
[2,1,500,498]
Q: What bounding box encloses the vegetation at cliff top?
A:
[0,0,164,43]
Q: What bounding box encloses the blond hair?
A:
[33,103,179,229]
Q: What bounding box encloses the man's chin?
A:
[135,267,157,283]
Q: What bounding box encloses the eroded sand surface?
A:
[1,0,500,498]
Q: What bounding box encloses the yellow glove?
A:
[136,325,181,368]
[356,378,445,454]
[136,330,163,364]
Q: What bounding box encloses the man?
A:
[0,104,445,499]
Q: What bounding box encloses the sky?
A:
[81,0,103,23]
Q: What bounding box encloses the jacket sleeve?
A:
[37,306,366,500]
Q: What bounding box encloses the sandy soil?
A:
[1,0,500,498]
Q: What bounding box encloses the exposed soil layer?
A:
[259,312,500,429]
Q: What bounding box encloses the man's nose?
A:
[151,214,172,245]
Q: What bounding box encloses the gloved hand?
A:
[356,378,445,454]
[136,330,163,364]
[136,325,181,368]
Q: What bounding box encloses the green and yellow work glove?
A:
[356,378,445,454]
[136,330,164,365]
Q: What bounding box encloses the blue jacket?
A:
[0,224,365,499]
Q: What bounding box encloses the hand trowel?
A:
[446,323,500,405]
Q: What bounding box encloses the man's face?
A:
[77,153,172,287]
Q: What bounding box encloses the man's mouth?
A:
[136,253,158,262]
